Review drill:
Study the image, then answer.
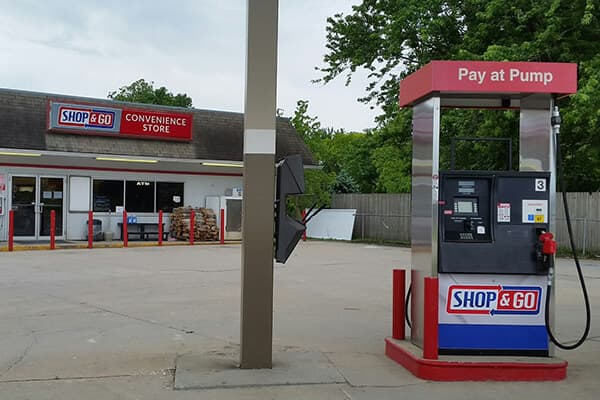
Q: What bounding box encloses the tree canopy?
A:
[316,0,600,191]
[108,79,193,108]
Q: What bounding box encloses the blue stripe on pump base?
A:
[439,324,549,350]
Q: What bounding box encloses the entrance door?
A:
[39,177,64,238]
[11,176,36,238]
[11,176,65,240]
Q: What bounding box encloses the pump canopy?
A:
[399,61,577,108]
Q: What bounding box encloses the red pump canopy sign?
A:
[48,100,193,141]
[399,61,578,107]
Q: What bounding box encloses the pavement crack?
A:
[339,386,354,399]
[42,293,197,336]
[0,330,38,379]
[0,374,134,384]
[321,352,351,387]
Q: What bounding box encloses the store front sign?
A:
[48,101,193,141]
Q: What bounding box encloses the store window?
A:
[126,181,155,212]
[93,180,124,212]
[156,182,184,212]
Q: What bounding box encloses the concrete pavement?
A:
[0,241,598,399]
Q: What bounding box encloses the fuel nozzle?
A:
[536,230,557,272]
[539,231,557,255]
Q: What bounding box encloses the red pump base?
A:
[385,338,567,381]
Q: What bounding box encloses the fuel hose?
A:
[544,106,591,350]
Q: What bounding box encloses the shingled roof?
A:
[0,88,315,165]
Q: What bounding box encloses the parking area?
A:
[0,241,599,399]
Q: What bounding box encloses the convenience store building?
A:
[0,89,314,242]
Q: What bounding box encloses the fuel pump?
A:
[433,106,591,355]
[387,60,582,380]
[437,170,553,355]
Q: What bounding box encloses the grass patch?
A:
[556,246,600,260]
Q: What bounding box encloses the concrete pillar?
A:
[240,0,278,369]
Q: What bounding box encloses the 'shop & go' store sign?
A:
[48,101,193,141]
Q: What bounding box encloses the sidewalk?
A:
[0,239,234,251]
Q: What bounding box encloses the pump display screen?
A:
[454,198,478,215]
[457,201,473,213]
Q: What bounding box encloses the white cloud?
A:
[0,0,381,132]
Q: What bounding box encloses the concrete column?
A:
[240,0,278,369]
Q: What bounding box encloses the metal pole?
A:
[50,210,56,250]
[220,208,225,244]
[240,0,278,369]
[158,210,163,246]
[190,209,195,246]
[8,209,14,252]
[123,210,128,247]
[88,211,93,249]
[392,269,406,340]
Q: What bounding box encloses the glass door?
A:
[10,176,65,240]
[11,176,36,239]
[39,177,64,238]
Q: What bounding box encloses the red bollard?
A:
[220,208,225,244]
[123,210,128,247]
[392,269,406,340]
[8,209,14,252]
[158,210,163,246]
[189,209,195,245]
[302,209,307,241]
[88,211,93,249]
[50,210,56,250]
[423,276,439,360]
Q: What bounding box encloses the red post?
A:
[8,209,14,252]
[189,209,195,245]
[88,211,93,249]
[220,208,225,244]
[392,269,406,340]
[123,210,128,247]
[423,276,439,360]
[302,209,307,241]
[50,210,56,250]
[158,210,163,246]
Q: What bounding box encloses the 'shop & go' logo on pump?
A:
[447,285,542,316]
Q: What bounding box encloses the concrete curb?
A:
[0,241,241,252]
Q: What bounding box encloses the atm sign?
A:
[58,106,115,129]
[447,285,541,316]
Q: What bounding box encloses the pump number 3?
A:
[535,178,546,192]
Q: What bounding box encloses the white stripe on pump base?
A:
[244,129,276,154]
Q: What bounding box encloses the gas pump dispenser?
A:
[385,61,588,380]
[438,171,553,355]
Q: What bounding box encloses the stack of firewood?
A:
[169,206,220,241]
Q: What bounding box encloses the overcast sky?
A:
[0,0,380,132]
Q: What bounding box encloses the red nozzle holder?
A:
[539,232,557,255]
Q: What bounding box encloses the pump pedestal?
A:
[385,337,567,381]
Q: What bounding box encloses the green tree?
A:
[108,79,193,108]
[318,0,600,190]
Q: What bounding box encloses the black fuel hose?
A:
[405,282,412,328]
[544,123,591,350]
